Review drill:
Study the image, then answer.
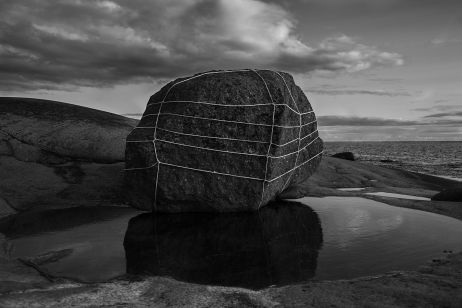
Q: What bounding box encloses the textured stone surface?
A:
[0,98,136,215]
[125,69,323,212]
[124,200,322,289]
[0,97,137,163]
[0,156,127,212]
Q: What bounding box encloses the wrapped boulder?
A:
[125,69,323,212]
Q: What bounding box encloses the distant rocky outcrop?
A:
[331,152,356,161]
[432,186,462,202]
[0,98,138,214]
[125,69,323,212]
[0,97,137,163]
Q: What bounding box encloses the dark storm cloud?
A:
[412,104,460,112]
[0,0,403,91]
[423,111,462,118]
[317,115,462,126]
[308,88,411,97]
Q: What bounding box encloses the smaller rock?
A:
[431,186,462,202]
[331,152,356,161]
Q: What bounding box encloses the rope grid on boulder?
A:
[124,69,323,210]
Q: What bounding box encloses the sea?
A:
[324,141,462,180]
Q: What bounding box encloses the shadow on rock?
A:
[123,200,323,289]
[0,206,134,238]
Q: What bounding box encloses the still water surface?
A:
[0,197,461,289]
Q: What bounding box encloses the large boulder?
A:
[123,200,323,289]
[125,69,323,212]
[0,97,137,163]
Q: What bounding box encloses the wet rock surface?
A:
[124,200,322,289]
[432,185,462,202]
[125,70,323,212]
[0,156,127,213]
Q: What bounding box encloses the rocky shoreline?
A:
[1,98,461,307]
[0,97,136,215]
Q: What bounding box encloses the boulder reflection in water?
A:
[123,201,323,289]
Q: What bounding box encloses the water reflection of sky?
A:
[300,197,462,280]
[1,198,462,286]
[301,197,406,249]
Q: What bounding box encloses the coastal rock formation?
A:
[124,200,323,289]
[0,97,137,163]
[125,69,323,212]
[0,98,138,214]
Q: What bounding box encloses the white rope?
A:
[126,69,321,208]
[156,138,268,157]
[274,71,302,191]
[124,162,158,171]
[270,136,319,159]
[147,100,303,115]
[154,163,160,210]
[127,135,318,159]
[273,137,299,147]
[160,69,253,101]
[155,150,323,183]
[126,139,155,143]
[151,69,253,209]
[267,70,300,112]
[300,130,317,141]
[159,162,264,181]
[267,150,323,183]
[125,129,310,147]
[156,127,269,144]
[136,113,315,129]
[251,69,277,208]
[151,103,163,210]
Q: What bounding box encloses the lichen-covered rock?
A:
[125,69,323,212]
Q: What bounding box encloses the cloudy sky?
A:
[0,0,461,141]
